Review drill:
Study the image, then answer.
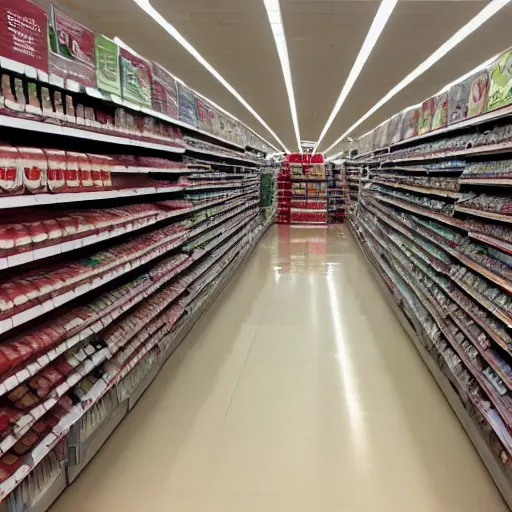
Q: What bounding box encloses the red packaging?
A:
[41,219,63,241]
[0,345,23,370]
[0,408,20,435]
[29,367,63,397]
[87,154,104,187]
[1,75,14,106]
[75,153,93,187]
[64,151,81,190]
[26,222,49,244]
[8,341,32,362]
[0,0,49,73]
[0,145,23,195]
[10,225,31,249]
[44,150,66,193]
[12,429,39,455]
[0,454,21,482]
[41,86,53,117]
[17,147,47,193]
[0,351,10,375]
[101,155,113,187]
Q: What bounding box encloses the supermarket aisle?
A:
[51,225,507,512]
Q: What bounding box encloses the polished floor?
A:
[51,225,507,511]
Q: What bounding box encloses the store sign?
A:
[48,6,96,88]
[0,0,48,72]
[95,34,121,96]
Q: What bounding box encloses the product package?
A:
[487,48,512,113]
[95,34,121,96]
[431,92,448,130]
[0,0,49,74]
[418,97,435,135]
[467,70,490,118]
[48,6,97,89]
[18,147,47,193]
[119,47,152,108]
[151,62,179,119]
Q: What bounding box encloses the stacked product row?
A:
[0,163,269,511]
[277,153,327,225]
[0,0,270,153]
[355,45,512,156]
[349,86,512,506]
[326,162,345,223]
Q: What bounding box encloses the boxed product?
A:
[44,149,66,193]
[467,70,490,118]
[431,92,448,130]
[120,47,152,108]
[178,83,199,126]
[418,97,435,135]
[151,62,179,119]
[0,0,49,74]
[48,6,97,89]
[95,34,121,96]
[0,145,23,195]
[487,48,512,113]
[18,147,47,193]
[400,106,420,140]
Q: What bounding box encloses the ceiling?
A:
[40,0,512,154]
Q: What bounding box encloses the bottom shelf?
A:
[348,221,512,510]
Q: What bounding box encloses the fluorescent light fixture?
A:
[323,0,511,156]
[263,0,301,151]
[314,0,397,154]
[131,0,290,153]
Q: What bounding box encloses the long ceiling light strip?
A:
[132,0,290,153]
[323,0,511,156]
[263,0,301,151]
[314,0,398,154]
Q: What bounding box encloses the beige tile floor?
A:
[50,225,508,511]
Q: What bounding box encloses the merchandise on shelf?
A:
[0,0,271,153]
[347,49,512,505]
[0,160,266,509]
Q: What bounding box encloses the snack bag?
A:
[418,97,435,135]
[487,49,512,112]
[468,70,490,118]
[18,147,47,193]
[431,92,448,130]
[44,149,66,193]
[400,107,420,139]
[0,146,23,195]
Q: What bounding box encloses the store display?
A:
[278,154,327,225]
[348,47,512,506]
[0,7,277,502]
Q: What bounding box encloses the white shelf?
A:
[184,145,260,165]
[0,115,186,154]
[0,186,183,209]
